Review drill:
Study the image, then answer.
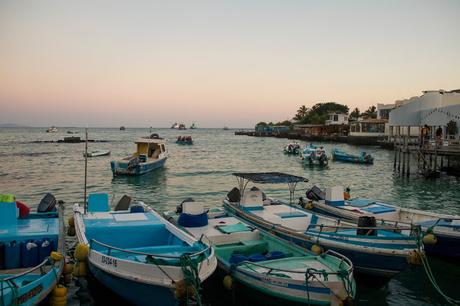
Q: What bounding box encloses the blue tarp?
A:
[233,172,308,184]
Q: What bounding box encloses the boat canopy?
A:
[232,172,308,204]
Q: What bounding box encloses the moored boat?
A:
[83,150,111,157]
[223,173,423,278]
[301,144,329,165]
[284,142,301,155]
[304,185,460,258]
[73,193,217,306]
[176,136,193,145]
[110,134,168,176]
[331,148,374,164]
[165,199,356,305]
[0,193,65,306]
[190,122,197,129]
[46,126,58,133]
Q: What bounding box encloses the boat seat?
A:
[88,193,109,212]
[361,205,396,214]
[218,240,268,256]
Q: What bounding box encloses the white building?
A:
[325,113,348,125]
[389,89,460,140]
[377,103,395,120]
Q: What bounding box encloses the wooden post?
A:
[407,126,411,177]
[402,136,406,174]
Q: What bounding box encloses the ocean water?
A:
[1,127,459,305]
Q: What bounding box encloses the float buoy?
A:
[407,250,423,265]
[74,243,89,261]
[173,280,194,299]
[52,285,67,297]
[311,244,323,255]
[63,263,74,275]
[305,202,314,210]
[223,275,233,290]
[50,251,64,261]
[422,233,437,245]
[73,261,88,277]
[50,295,67,306]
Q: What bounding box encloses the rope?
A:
[179,254,202,306]
[305,267,354,304]
[415,230,460,305]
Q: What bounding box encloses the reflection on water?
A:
[1,127,460,305]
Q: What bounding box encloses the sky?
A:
[0,0,459,128]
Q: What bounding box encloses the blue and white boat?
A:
[304,186,460,258]
[223,173,422,278]
[164,199,356,305]
[73,193,217,306]
[331,148,374,164]
[301,144,329,165]
[111,134,168,176]
[283,142,301,155]
[1,193,65,306]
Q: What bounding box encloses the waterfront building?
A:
[389,89,460,142]
[325,112,349,125]
[349,118,387,137]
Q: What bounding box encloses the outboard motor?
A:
[37,193,57,213]
[227,187,241,203]
[306,186,325,201]
[357,216,377,236]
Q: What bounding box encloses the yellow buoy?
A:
[306,202,314,210]
[173,280,194,299]
[407,250,423,265]
[67,227,76,237]
[422,233,437,245]
[52,285,67,297]
[63,263,74,275]
[311,244,323,255]
[50,251,63,261]
[73,261,88,277]
[223,275,233,290]
[50,295,67,306]
[68,216,75,227]
[74,243,89,261]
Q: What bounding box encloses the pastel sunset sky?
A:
[1,0,459,127]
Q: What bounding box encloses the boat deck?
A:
[0,216,59,242]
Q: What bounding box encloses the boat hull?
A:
[89,263,176,306]
[332,152,373,164]
[111,157,167,176]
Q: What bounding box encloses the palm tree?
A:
[293,105,309,121]
[350,107,360,119]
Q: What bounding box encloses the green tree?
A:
[293,105,309,121]
[350,107,360,119]
[298,102,349,124]
[363,106,377,119]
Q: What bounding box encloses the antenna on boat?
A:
[84,126,88,214]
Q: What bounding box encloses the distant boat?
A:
[178,123,186,130]
[300,144,329,165]
[331,148,374,164]
[223,126,229,130]
[284,142,301,155]
[46,126,58,133]
[176,136,193,145]
[120,126,126,130]
[66,130,78,134]
[73,195,217,305]
[83,150,111,157]
[110,134,168,175]
[189,122,197,129]
[170,122,179,129]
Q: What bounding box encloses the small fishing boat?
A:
[331,148,374,164]
[176,136,193,145]
[304,186,460,258]
[119,126,126,131]
[223,126,229,130]
[110,134,168,176]
[73,194,217,306]
[224,173,422,278]
[178,124,187,130]
[83,150,111,157]
[301,144,329,165]
[171,122,179,129]
[46,126,57,133]
[165,199,355,305]
[284,142,301,155]
[0,193,65,306]
[189,122,197,129]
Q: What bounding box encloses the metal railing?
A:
[1,258,52,284]
[90,239,211,260]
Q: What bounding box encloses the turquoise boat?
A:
[224,173,423,278]
[301,144,329,165]
[73,193,217,306]
[164,199,355,305]
[331,148,374,164]
[111,134,168,176]
[0,193,65,306]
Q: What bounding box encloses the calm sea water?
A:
[1,127,459,305]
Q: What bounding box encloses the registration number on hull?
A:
[101,255,118,267]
